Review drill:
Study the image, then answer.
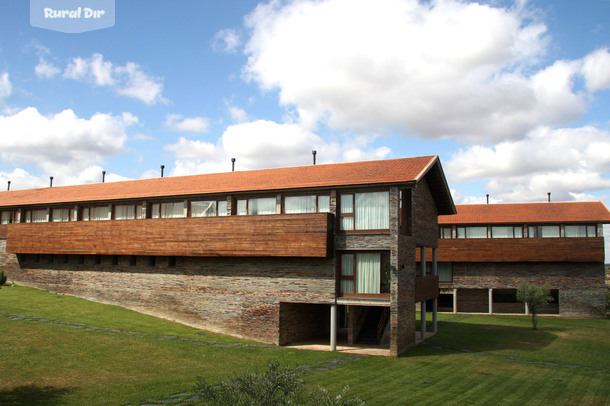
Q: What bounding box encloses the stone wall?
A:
[412,179,440,247]
[2,248,336,344]
[450,262,606,317]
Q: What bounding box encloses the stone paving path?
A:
[1,312,367,406]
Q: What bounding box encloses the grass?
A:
[1,285,609,405]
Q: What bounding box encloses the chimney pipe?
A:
[231,158,236,172]
[102,171,106,183]
[312,150,317,165]
[547,192,551,202]
[486,194,489,204]
[7,181,10,191]
[49,177,53,187]
[160,165,165,178]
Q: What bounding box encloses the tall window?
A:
[191,200,228,217]
[339,252,390,295]
[340,191,389,231]
[237,197,276,215]
[284,195,330,214]
[438,263,453,282]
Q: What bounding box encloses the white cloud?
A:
[61,53,166,104]
[581,47,610,92]
[35,60,61,78]
[0,107,137,187]
[446,126,610,202]
[0,72,11,104]
[164,114,210,133]
[213,28,242,53]
[228,106,248,123]
[164,119,390,176]
[241,0,603,143]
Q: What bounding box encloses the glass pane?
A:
[491,226,512,238]
[514,226,523,238]
[317,195,330,213]
[438,263,452,282]
[466,227,487,238]
[341,279,354,294]
[457,227,465,238]
[151,203,160,219]
[191,201,216,217]
[528,226,536,238]
[355,192,389,230]
[32,209,47,223]
[237,200,247,215]
[587,225,596,237]
[540,225,559,238]
[136,205,144,219]
[249,197,276,215]
[218,200,228,216]
[52,208,70,222]
[565,225,585,237]
[440,227,452,239]
[285,196,316,214]
[340,194,353,214]
[356,253,380,294]
[91,207,109,221]
[341,254,354,276]
[1,211,13,224]
[162,202,185,218]
[340,216,354,231]
[115,205,135,220]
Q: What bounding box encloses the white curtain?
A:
[114,205,135,220]
[565,225,586,237]
[91,206,109,221]
[191,201,216,217]
[341,254,354,294]
[317,195,330,213]
[52,208,70,222]
[0,211,11,224]
[237,200,247,215]
[356,253,380,294]
[162,202,185,218]
[355,192,389,230]
[466,227,487,238]
[249,197,276,215]
[540,225,559,238]
[218,201,228,216]
[285,196,316,214]
[491,226,512,238]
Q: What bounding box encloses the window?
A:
[491,226,523,238]
[538,225,559,238]
[438,263,453,282]
[439,226,452,239]
[457,226,487,238]
[51,208,71,222]
[25,209,48,223]
[565,225,597,237]
[284,195,330,214]
[339,252,390,295]
[114,204,136,220]
[0,210,16,224]
[83,206,109,221]
[236,197,276,215]
[191,200,228,217]
[340,191,389,231]
[151,202,186,218]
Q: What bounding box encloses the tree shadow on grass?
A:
[0,384,75,406]
[409,321,558,357]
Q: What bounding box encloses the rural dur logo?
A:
[30,0,115,33]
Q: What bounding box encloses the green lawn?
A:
[1,285,609,405]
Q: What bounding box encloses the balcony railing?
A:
[6,213,333,258]
[415,275,439,302]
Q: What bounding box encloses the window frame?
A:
[235,196,277,216]
[338,190,390,233]
[338,251,391,298]
[190,199,228,217]
[282,193,331,214]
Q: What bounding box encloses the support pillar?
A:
[330,304,337,351]
[488,288,493,315]
[420,300,426,340]
[453,288,458,313]
[432,248,438,333]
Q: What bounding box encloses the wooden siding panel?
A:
[427,238,605,262]
[0,225,6,239]
[6,213,332,257]
[415,275,439,302]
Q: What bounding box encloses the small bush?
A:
[193,360,364,406]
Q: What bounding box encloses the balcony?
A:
[415,275,439,302]
[6,213,333,258]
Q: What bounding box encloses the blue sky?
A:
[1,0,609,254]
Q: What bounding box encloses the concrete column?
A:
[525,302,529,315]
[453,288,458,313]
[432,248,438,276]
[488,288,493,315]
[432,247,438,333]
[330,304,337,351]
[421,301,427,340]
[421,246,427,276]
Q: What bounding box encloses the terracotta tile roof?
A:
[0,156,455,213]
[439,202,610,224]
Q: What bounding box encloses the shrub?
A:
[192,360,364,406]
[516,281,554,329]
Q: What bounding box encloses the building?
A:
[0,156,456,357]
[426,202,610,318]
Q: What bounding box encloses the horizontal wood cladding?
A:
[415,275,439,302]
[425,238,605,263]
[6,213,333,258]
[0,225,6,239]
